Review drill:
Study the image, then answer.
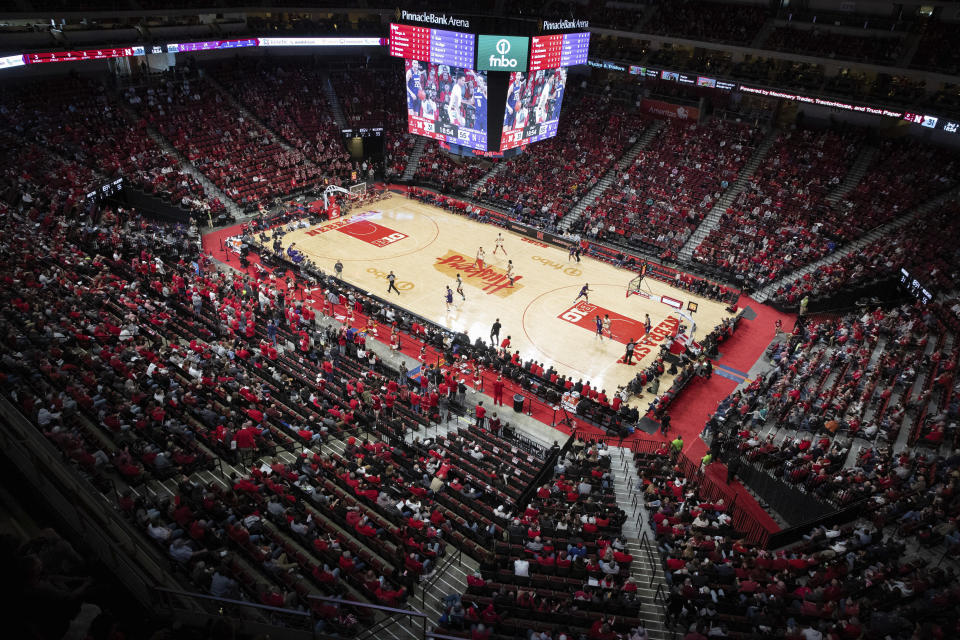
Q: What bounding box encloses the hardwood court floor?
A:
[282,194,736,400]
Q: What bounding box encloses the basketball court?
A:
[280,193,736,401]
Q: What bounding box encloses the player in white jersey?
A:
[473,246,485,269]
[493,232,506,255]
[447,74,467,127]
[421,91,438,121]
[534,77,553,124]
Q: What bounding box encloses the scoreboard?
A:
[529,32,590,71]
[389,23,475,69]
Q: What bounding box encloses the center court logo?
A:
[433,250,522,297]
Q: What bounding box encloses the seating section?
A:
[763,27,904,64]
[912,19,960,74]
[5,53,960,640]
[770,201,960,311]
[576,119,763,260]
[0,76,218,215]
[637,445,959,640]
[209,61,348,178]
[693,127,864,285]
[414,141,487,193]
[330,67,401,127]
[477,94,650,228]
[644,1,769,45]
[130,72,330,210]
[707,308,954,489]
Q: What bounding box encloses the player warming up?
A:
[493,232,507,256]
[575,283,592,303]
[473,247,485,269]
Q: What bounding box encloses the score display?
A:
[26,47,135,64]
[529,31,590,71]
[389,23,475,69]
[900,268,933,305]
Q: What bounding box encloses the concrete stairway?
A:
[753,185,960,303]
[677,126,780,262]
[610,448,671,640]
[559,120,666,233]
[323,74,349,131]
[401,138,428,181]
[469,161,505,198]
[825,145,877,204]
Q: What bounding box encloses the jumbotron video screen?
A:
[499,67,568,151]
[405,59,489,151]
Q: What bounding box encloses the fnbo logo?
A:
[477,35,529,72]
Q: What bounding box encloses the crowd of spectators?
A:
[576,118,762,261]
[770,201,960,312]
[414,142,488,193]
[439,436,653,640]
[0,76,220,217]
[703,305,957,503]
[638,442,959,640]
[693,126,865,286]
[207,60,354,185]
[477,93,650,229]
[128,75,327,211]
[330,67,401,128]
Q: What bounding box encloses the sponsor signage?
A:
[541,19,590,31]
[260,37,383,47]
[399,10,470,29]
[477,35,529,71]
[640,98,699,121]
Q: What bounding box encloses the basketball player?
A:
[387,270,401,295]
[493,232,506,255]
[505,260,515,287]
[456,273,466,300]
[644,313,652,335]
[473,246,485,269]
[406,60,423,116]
[603,314,612,339]
[534,75,553,124]
[447,74,467,127]
[575,283,592,303]
[445,286,454,311]
[504,73,524,130]
[595,315,603,341]
[421,89,438,121]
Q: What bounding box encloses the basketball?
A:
[418,89,426,101]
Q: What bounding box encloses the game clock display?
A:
[499,67,568,151]
[405,59,488,151]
